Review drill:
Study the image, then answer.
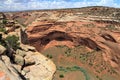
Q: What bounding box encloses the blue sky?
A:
[0,0,120,11]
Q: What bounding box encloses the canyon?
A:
[0,6,120,80]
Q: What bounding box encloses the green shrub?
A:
[46,54,49,57]
[83,23,95,28]
[46,54,53,59]
[0,40,6,47]
[5,35,20,50]
[0,34,2,40]
[105,25,117,30]
[2,19,7,24]
[0,34,6,47]
[0,28,6,33]
[66,67,71,70]
[59,74,64,78]
[49,55,53,59]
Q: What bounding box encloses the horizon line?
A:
[2,6,119,13]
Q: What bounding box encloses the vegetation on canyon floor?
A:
[42,45,118,80]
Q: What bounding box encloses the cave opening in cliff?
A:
[27,31,102,52]
[55,37,65,41]
[79,38,101,51]
[27,31,74,51]
[41,38,51,45]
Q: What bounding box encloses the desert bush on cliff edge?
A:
[5,35,20,50]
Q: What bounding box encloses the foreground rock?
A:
[0,45,56,80]
[14,44,56,80]
[24,52,56,80]
[0,56,22,80]
[14,55,25,66]
[0,33,56,80]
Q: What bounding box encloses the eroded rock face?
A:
[100,41,120,68]
[26,19,120,71]
[26,21,102,51]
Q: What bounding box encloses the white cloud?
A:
[5,0,13,4]
[0,0,119,11]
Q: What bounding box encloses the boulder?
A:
[0,45,6,55]
[25,52,56,80]
[24,51,35,66]
[16,49,26,57]
[20,44,36,52]
[14,55,24,66]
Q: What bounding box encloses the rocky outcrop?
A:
[0,43,56,80]
[18,44,56,80]
[0,15,56,80]
[24,51,56,80]
[20,29,29,44]
[0,55,22,80]
[100,41,120,68]
[101,33,117,42]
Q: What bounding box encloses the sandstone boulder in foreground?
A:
[0,44,56,80]
[24,52,56,80]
